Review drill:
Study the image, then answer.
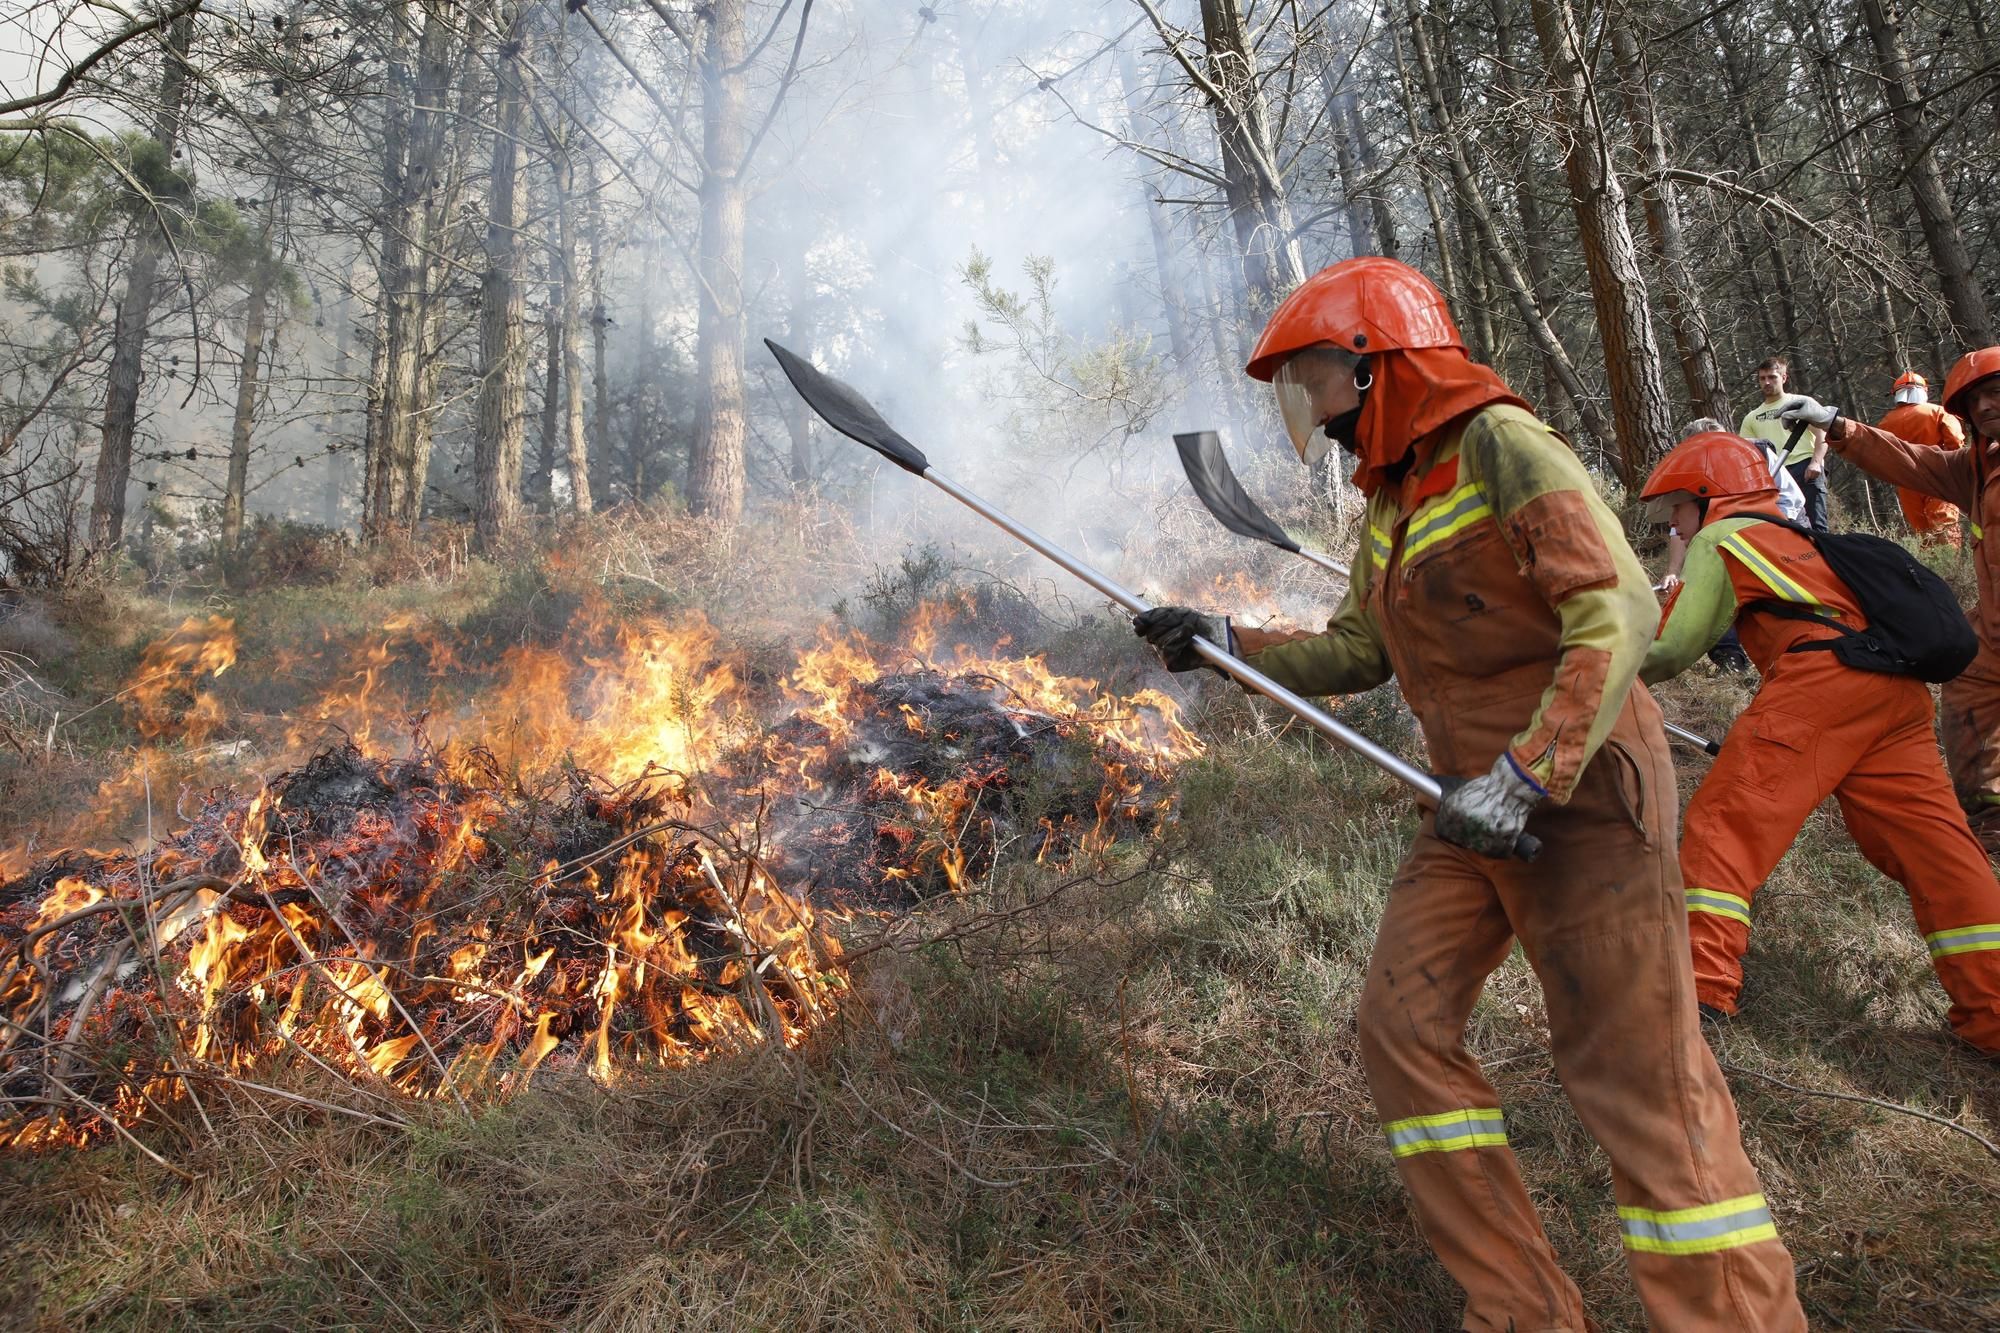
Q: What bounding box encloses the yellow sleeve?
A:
[1640,523,1746,684]
[1462,408,1655,804]
[1235,524,1394,698]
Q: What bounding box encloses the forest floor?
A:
[1,506,1997,1331]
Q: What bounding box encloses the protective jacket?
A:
[1237,404,1803,1330]
[1831,419,2000,830]
[1644,502,2000,1052]
[1875,402,1965,546]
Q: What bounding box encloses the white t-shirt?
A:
[1747,436,1809,522]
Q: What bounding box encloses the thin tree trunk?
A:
[1343,94,1397,259]
[1198,0,1304,309]
[556,149,592,515]
[90,13,195,550]
[1118,48,1195,366]
[1389,20,1460,304]
[783,254,815,486]
[1488,0,1567,410]
[537,275,560,506]
[686,0,750,520]
[1711,14,1807,375]
[587,153,612,503]
[1528,0,1675,485]
[474,4,528,549]
[1860,0,1993,345]
[222,246,274,560]
[1610,18,1729,422]
[1398,0,1610,451]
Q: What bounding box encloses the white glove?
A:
[1436,752,1545,859]
[1760,393,1839,431]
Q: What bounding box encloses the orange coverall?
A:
[1832,419,2000,844]
[1238,404,1802,1331]
[1643,503,2000,1053]
[1875,402,1965,547]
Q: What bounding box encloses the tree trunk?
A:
[474,5,528,549]
[1859,0,1994,345]
[587,153,612,504]
[367,2,456,537]
[686,0,750,521]
[1528,0,1675,486]
[556,149,592,515]
[1343,94,1397,259]
[1398,0,1611,452]
[1711,13,1807,377]
[222,247,275,560]
[1198,0,1304,309]
[783,255,815,487]
[1609,18,1729,422]
[90,13,195,550]
[537,274,560,507]
[1118,48,1195,366]
[1327,86,1374,258]
[1802,3,1908,371]
[1487,0,1567,408]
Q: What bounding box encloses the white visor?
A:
[1273,355,1335,467]
[1894,386,1928,405]
[1645,489,1695,522]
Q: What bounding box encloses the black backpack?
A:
[1739,513,1977,683]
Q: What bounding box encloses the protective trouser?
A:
[1682,659,2000,1053]
[1359,694,1804,1331]
[1941,649,2000,856]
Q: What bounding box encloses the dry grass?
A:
[4,533,1999,1330]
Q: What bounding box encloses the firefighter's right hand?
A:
[1133,606,1230,673]
[1437,753,1545,859]
[1764,393,1839,431]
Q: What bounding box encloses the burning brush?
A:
[0,596,1199,1150]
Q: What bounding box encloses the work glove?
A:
[1132,605,1230,673]
[1435,751,1545,859]
[1761,393,1840,433]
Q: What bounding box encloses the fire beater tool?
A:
[1172,429,1722,759]
[764,339,1541,861]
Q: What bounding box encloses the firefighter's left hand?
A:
[1436,752,1545,858]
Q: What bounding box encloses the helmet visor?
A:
[1894,385,1928,405]
[1273,355,1336,467]
[1645,489,1695,523]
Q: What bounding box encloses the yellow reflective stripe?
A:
[1717,532,1827,610]
[1383,1107,1507,1158]
[1926,924,2000,958]
[1619,1194,1778,1256]
[1686,888,1752,926]
[1403,483,1493,561]
[1368,523,1393,564]
[1972,520,1984,541]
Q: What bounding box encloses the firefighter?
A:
[1771,351,2000,853]
[1638,431,2000,1054]
[1134,258,1803,1330]
[1877,371,1965,548]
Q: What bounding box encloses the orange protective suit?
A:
[1239,404,1803,1330]
[1830,418,2000,845]
[1643,500,2000,1053]
[1875,402,1965,547]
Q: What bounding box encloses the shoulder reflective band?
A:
[1927,923,2000,958]
[1368,522,1393,566]
[1716,531,1829,611]
[1619,1194,1778,1255]
[1402,482,1492,562]
[1383,1107,1507,1157]
[1686,887,1752,926]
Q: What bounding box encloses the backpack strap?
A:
[1722,513,1849,653]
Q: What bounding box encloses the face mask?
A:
[1323,406,1364,455]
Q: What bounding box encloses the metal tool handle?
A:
[1663,720,1721,756]
[925,472,1541,861]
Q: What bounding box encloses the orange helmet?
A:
[1893,370,1926,391]
[1892,369,1929,405]
[1639,431,1776,519]
[1943,346,2000,419]
[1246,257,1463,382]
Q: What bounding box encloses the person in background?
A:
[1134,257,1804,1331]
[1877,371,1966,548]
[1658,416,1806,672]
[1740,356,1830,531]
[1770,350,2000,858]
[1638,430,2000,1054]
